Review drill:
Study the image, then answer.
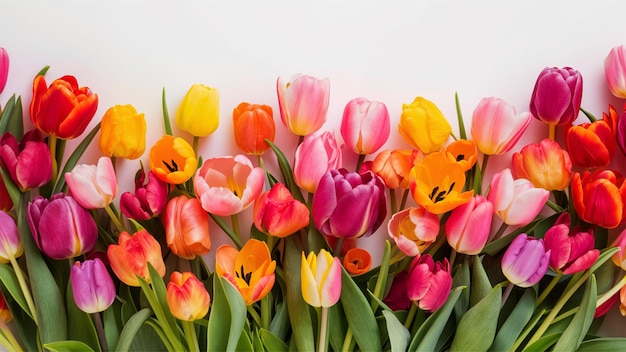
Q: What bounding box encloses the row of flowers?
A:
[1,44,626,352]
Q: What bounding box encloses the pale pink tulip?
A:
[65,156,117,209]
[487,168,549,226]
[340,97,390,155]
[470,97,532,155]
[276,74,330,136]
[605,45,626,99]
[445,195,493,255]
[293,131,342,193]
[0,48,8,95]
[387,207,439,257]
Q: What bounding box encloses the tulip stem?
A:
[48,135,58,187]
[0,318,23,352]
[389,189,397,215]
[340,326,354,352]
[162,88,173,136]
[355,154,366,173]
[192,136,199,156]
[501,282,514,308]
[317,307,330,352]
[5,249,38,325]
[537,272,563,306]
[104,204,126,234]
[231,214,241,243]
[182,320,199,352]
[333,238,344,257]
[261,295,271,329]
[403,304,418,329]
[399,189,410,211]
[580,107,597,122]
[548,124,556,141]
[490,222,509,242]
[545,199,564,213]
[479,154,489,187]
[247,306,262,328]
[93,312,109,352]
[596,272,626,308]
[449,249,458,269]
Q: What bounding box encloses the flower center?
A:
[236,265,252,285]
[429,182,455,203]
[162,159,179,172]
[456,154,465,162]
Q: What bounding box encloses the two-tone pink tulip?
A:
[487,169,549,226]
[120,169,168,221]
[0,211,22,263]
[276,74,330,136]
[70,258,116,314]
[0,130,52,191]
[512,138,572,191]
[387,207,439,257]
[407,254,452,312]
[605,45,626,99]
[529,67,583,126]
[162,195,211,260]
[65,156,117,209]
[293,131,342,193]
[340,97,390,155]
[501,234,550,287]
[301,249,342,307]
[470,97,532,155]
[543,212,599,275]
[253,182,309,238]
[445,195,493,255]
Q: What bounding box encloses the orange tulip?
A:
[162,195,211,260]
[149,135,197,185]
[343,248,372,275]
[166,271,211,321]
[371,149,421,189]
[387,207,439,257]
[572,169,626,229]
[443,139,477,172]
[565,105,617,169]
[233,102,275,155]
[215,239,276,305]
[512,138,572,191]
[107,229,166,286]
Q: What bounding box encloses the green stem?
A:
[403,304,418,329]
[209,214,243,249]
[247,306,262,328]
[192,136,199,156]
[596,272,626,308]
[536,272,563,306]
[93,312,109,352]
[340,326,354,352]
[501,282,514,308]
[162,88,173,136]
[6,251,37,325]
[355,154,366,173]
[261,295,271,330]
[480,153,489,184]
[545,199,564,213]
[48,135,58,186]
[449,249,457,269]
[580,107,597,122]
[317,306,329,352]
[231,214,240,243]
[389,189,397,215]
[140,284,185,351]
[399,189,410,211]
[104,204,126,234]
[182,320,199,352]
[490,222,509,242]
[370,241,391,313]
[333,237,345,257]
[0,319,23,352]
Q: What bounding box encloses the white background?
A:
[2,0,626,337]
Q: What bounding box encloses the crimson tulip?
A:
[501,234,550,287]
[293,131,342,193]
[616,105,626,156]
[276,74,330,136]
[253,182,309,238]
[0,130,52,191]
[120,169,168,221]
[382,271,411,311]
[529,66,583,126]
[107,229,166,286]
[571,169,626,229]
[70,258,115,314]
[65,156,117,209]
[512,138,572,191]
[487,169,549,226]
[0,211,22,263]
[445,195,493,255]
[543,212,598,275]
[162,195,211,260]
[565,105,617,169]
[407,254,452,312]
[0,177,12,212]
[340,97,390,155]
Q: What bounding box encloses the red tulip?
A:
[253,182,309,238]
[571,169,626,229]
[566,105,617,169]
[120,169,168,221]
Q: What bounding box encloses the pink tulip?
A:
[387,207,439,257]
[70,258,115,314]
[0,130,52,191]
[445,195,493,255]
[470,97,532,155]
[0,48,8,94]
[529,67,583,126]
[0,211,22,263]
[194,154,264,216]
[407,254,452,312]
[65,156,117,209]
[276,74,330,136]
[543,212,598,275]
[501,233,550,287]
[487,169,549,226]
[340,97,390,155]
[611,228,626,271]
[253,182,310,238]
[605,45,626,99]
[120,169,168,220]
[162,195,211,260]
[293,131,342,193]
[27,193,98,260]
[312,169,386,239]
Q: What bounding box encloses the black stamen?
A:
[162,159,179,172]
[456,154,465,162]
[429,186,439,201]
[236,265,252,285]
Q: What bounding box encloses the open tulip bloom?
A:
[5,46,626,352]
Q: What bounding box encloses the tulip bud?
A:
[65,156,117,209]
[529,67,583,126]
[501,234,550,288]
[512,138,572,191]
[232,102,275,155]
[276,74,330,136]
[301,249,342,307]
[253,182,310,238]
[166,271,211,321]
[605,45,626,99]
[107,229,166,287]
[175,84,220,137]
[162,195,211,260]
[293,131,342,193]
[0,48,8,95]
[399,97,451,154]
[120,169,168,221]
[343,248,372,275]
[0,130,52,191]
[445,195,493,255]
[0,211,22,263]
[70,258,115,314]
[407,254,452,312]
[149,135,197,185]
[340,97,390,155]
[98,104,147,160]
[470,97,532,155]
[487,169,549,226]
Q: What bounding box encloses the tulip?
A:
[470,97,532,155]
[501,234,550,288]
[407,254,452,312]
[605,45,626,99]
[409,151,473,214]
[543,212,599,275]
[194,154,264,216]
[616,105,626,156]
[571,169,626,229]
[70,258,115,314]
[621,286,626,317]
[253,182,309,238]
[29,73,98,139]
[0,47,8,95]
[175,84,220,137]
[301,249,342,307]
[512,138,572,191]
[343,247,372,275]
[149,135,197,185]
[293,131,342,193]
[595,292,618,319]
[340,97,390,155]
[166,271,211,321]
[443,139,477,172]
[487,169,549,226]
[445,195,493,255]
[0,211,22,263]
[0,292,11,323]
[215,239,276,305]
[98,104,146,160]
[276,74,330,136]
[382,271,411,311]
[27,194,97,260]
[0,130,52,191]
[387,207,439,257]
[612,227,626,271]
[232,102,275,155]
[65,156,117,209]
[371,149,420,189]
[312,168,386,239]
[399,97,451,154]
[0,178,12,212]
[107,229,166,286]
[566,105,617,169]
[162,195,211,259]
[120,169,168,221]
[529,66,583,126]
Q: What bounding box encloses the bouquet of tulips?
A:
[2,44,626,352]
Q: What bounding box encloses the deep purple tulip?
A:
[120,169,168,220]
[27,193,97,260]
[0,130,52,191]
[501,233,550,288]
[529,67,583,126]
[312,168,386,239]
[70,258,115,314]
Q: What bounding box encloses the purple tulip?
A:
[0,211,22,263]
[120,169,168,220]
[501,233,550,288]
[70,258,115,314]
[0,47,8,94]
[0,130,52,191]
[312,168,386,239]
[27,193,97,260]
[529,67,583,126]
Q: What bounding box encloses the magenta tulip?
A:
[445,195,493,255]
[340,97,390,155]
[70,258,115,314]
[293,131,342,193]
[487,168,549,226]
[120,169,168,220]
[0,48,8,94]
[543,212,599,275]
[312,168,386,239]
[470,97,532,155]
[407,254,452,312]
[0,211,22,263]
[529,66,583,126]
[501,233,550,287]
[0,130,52,191]
[65,156,117,209]
[276,74,330,136]
[605,45,626,99]
[253,182,310,238]
[27,193,97,260]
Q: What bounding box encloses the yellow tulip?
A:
[175,84,220,137]
[149,135,197,185]
[98,104,146,159]
[399,97,452,154]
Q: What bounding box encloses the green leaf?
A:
[44,340,95,352]
[340,267,382,351]
[382,310,410,352]
[523,333,561,352]
[265,139,305,203]
[66,280,101,352]
[0,94,16,136]
[454,92,467,140]
[450,284,501,352]
[491,289,536,351]
[7,96,23,138]
[115,308,152,352]
[259,328,289,352]
[578,338,626,351]
[268,300,289,340]
[452,257,470,321]
[0,263,32,319]
[207,275,247,352]
[52,122,102,194]
[147,263,178,338]
[470,254,493,307]
[553,275,597,351]
[236,329,254,352]
[162,88,173,136]
[103,302,122,352]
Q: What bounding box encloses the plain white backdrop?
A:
[2,0,626,337]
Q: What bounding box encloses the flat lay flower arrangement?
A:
[2,45,626,352]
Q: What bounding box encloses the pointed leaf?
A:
[115,308,152,352]
[470,254,493,307]
[553,275,597,351]
[0,95,15,136]
[578,338,626,351]
[341,267,381,351]
[265,140,305,203]
[0,263,32,319]
[147,263,178,337]
[7,96,23,138]
[207,275,247,352]
[452,258,470,320]
[260,328,289,352]
[450,284,501,352]
[382,310,410,352]
[44,340,95,352]
[491,289,536,351]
